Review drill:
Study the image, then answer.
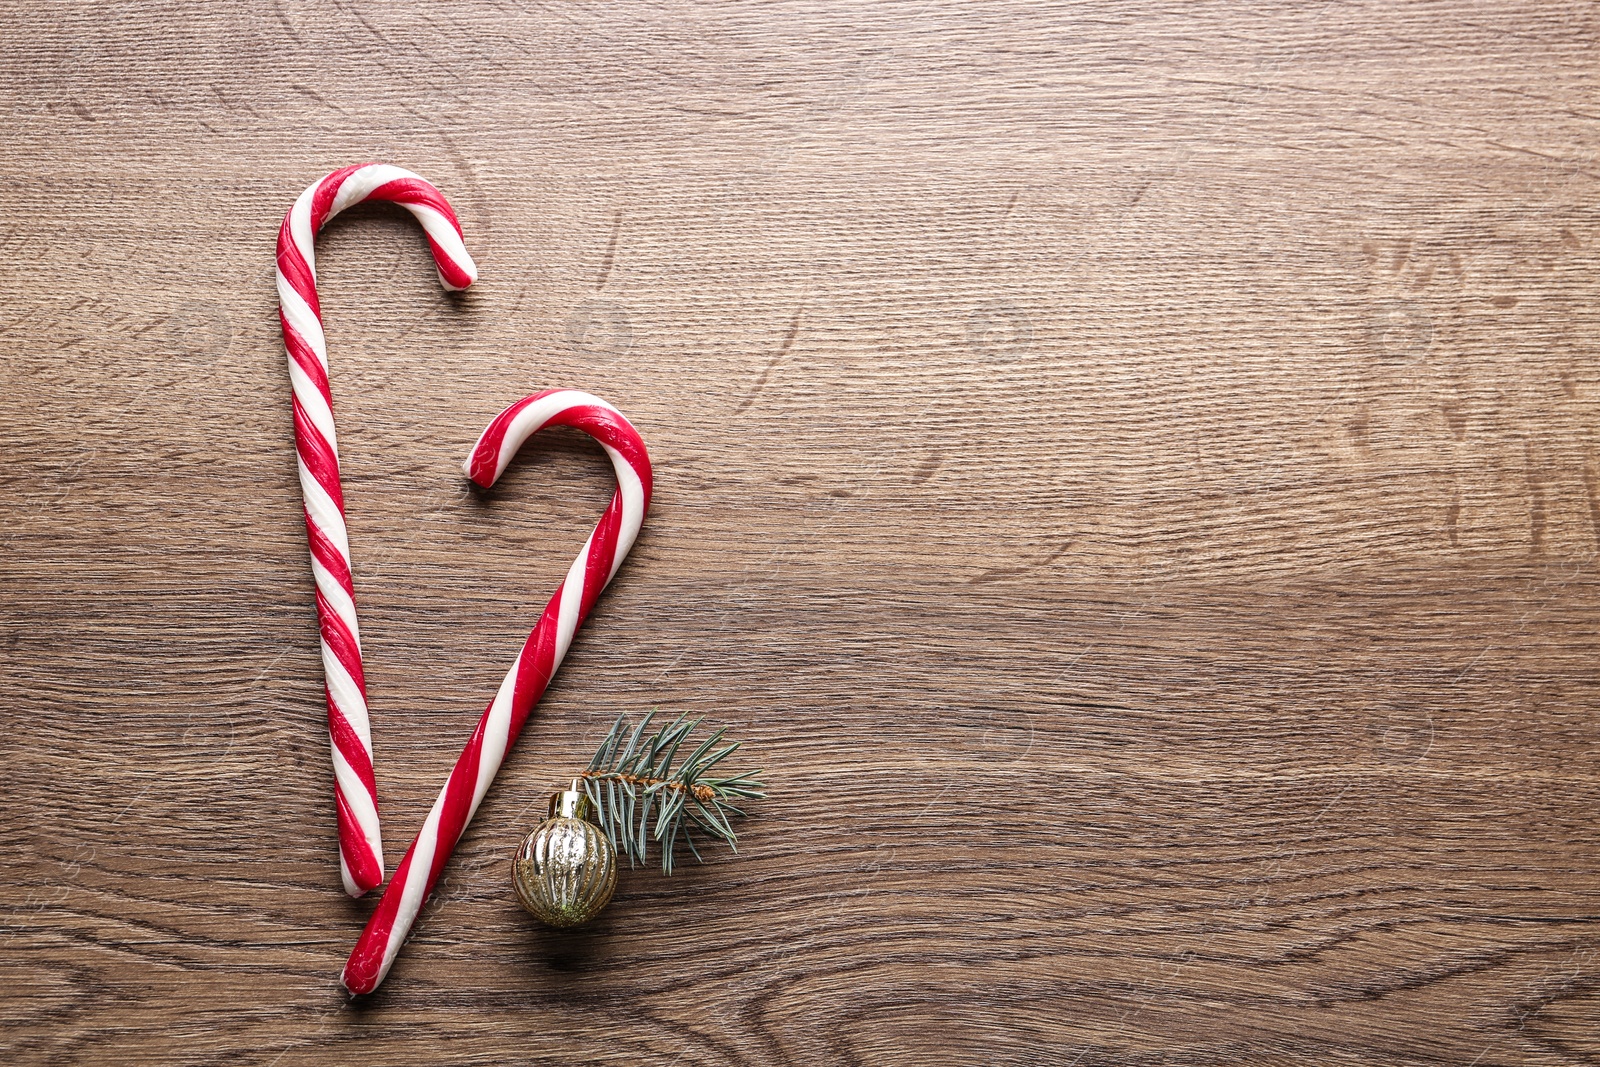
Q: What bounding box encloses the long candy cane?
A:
[277,164,479,896]
[341,389,653,995]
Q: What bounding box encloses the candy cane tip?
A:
[339,964,375,996]
[340,942,391,995]
[462,445,500,488]
[341,859,382,899]
[436,257,479,293]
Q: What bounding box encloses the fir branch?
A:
[579,713,765,874]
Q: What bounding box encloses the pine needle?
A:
[579,714,765,874]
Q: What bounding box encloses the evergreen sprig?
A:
[580,713,764,874]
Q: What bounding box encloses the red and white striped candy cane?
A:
[341,389,653,995]
[277,164,479,896]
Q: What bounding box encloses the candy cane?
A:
[341,389,653,995]
[277,164,479,896]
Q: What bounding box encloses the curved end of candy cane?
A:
[435,252,478,293]
[460,389,627,491]
[461,399,528,488]
[462,444,493,488]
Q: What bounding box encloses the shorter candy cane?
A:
[341,389,653,995]
[278,163,478,897]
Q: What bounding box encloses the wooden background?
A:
[3,1,1598,1063]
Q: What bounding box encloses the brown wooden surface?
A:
[3,2,1600,1064]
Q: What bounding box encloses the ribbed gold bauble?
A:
[512,785,617,927]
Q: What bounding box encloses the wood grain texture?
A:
[3,1,1599,1063]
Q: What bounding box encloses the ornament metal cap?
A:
[549,779,592,820]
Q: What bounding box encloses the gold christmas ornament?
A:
[511,715,765,928]
[512,783,617,928]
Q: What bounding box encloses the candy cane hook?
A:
[277,164,479,896]
[341,389,653,995]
